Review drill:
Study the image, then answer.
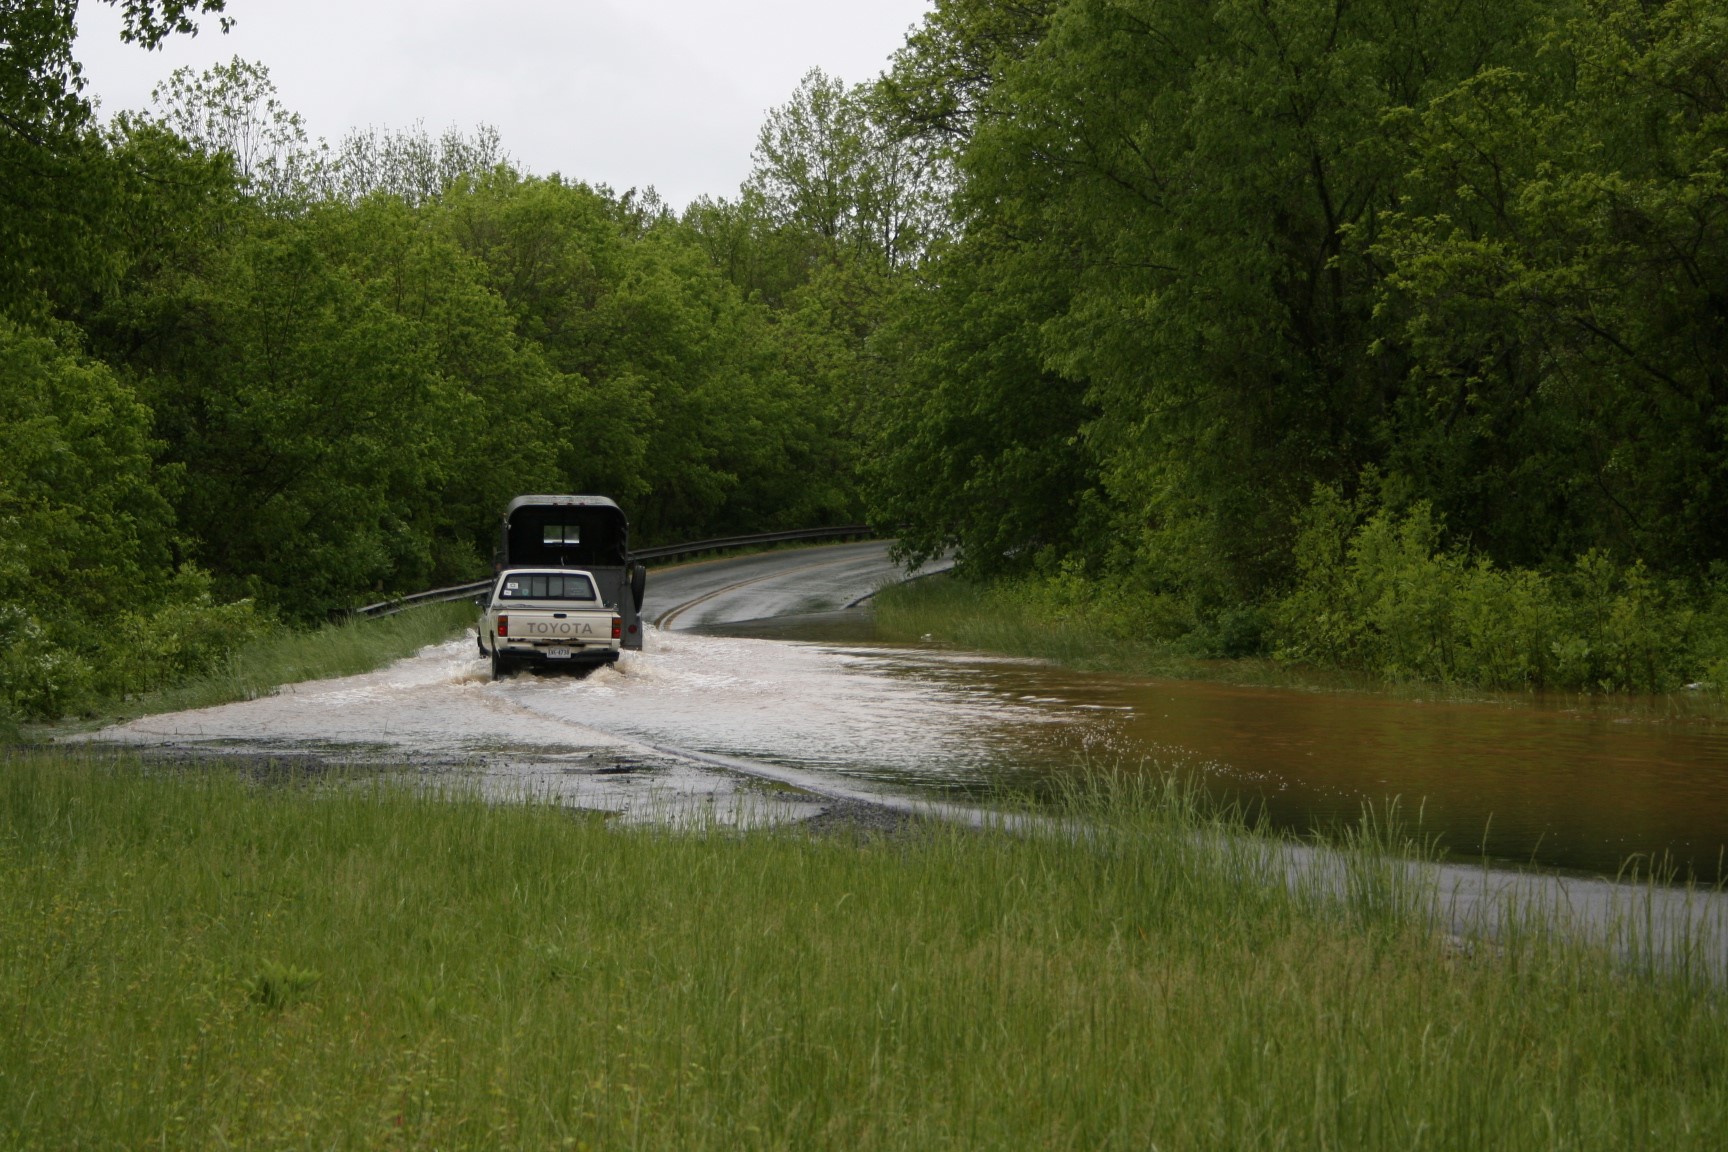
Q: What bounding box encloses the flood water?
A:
[89,551,1728,881]
[717,614,1728,883]
[877,653,1728,880]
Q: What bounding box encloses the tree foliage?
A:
[10,0,1728,714]
[748,68,948,269]
[0,25,888,718]
[855,0,1728,684]
[868,0,1728,605]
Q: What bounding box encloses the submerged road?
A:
[74,541,1728,973]
[85,542,976,824]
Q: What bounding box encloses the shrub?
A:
[92,571,274,700]
[0,324,253,719]
[0,606,94,720]
[1274,487,1725,692]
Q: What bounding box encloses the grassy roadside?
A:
[21,601,476,739]
[2,752,1721,1149]
[875,574,1354,686]
[874,575,1728,719]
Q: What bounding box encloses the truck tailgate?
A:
[501,611,614,643]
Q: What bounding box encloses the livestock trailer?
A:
[498,495,646,650]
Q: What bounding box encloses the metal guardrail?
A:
[630,524,873,564]
[340,524,877,620]
[341,578,495,621]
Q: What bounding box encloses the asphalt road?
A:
[640,540,946,633]
[75,541,1728,970]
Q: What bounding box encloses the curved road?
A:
[83,541,969,822]
[642,540,945,632]
[75,542,1728,972]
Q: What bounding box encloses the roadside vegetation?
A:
[2,752,1722,1150]
[13,0,1728,721]
[875,575,1295,684]
[878,530,1728,697]
[865,0,1728,698]
[8,602,473,743]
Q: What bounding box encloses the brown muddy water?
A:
[723,612,1728,883]
[88,590,1728,882]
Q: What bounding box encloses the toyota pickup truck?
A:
[479,568,622,679]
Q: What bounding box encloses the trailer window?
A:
[542,525,581,545]
[499,574,597,601]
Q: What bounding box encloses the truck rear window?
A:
[498,573,597,602]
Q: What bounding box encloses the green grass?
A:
[2,752,1722,1150]
[875,576,1728,720]
[26,602,477,738]
[876,575,1331,684]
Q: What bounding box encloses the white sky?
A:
[73,0,933,208]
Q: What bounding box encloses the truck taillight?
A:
[611,617,622,640]
[496,615,509,637]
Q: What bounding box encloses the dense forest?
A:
[866,0,1728,692]
[5,0,1728,723]
[1,1,900,719]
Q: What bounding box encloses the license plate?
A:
[546,646,573,659]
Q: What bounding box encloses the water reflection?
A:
[90,597,1728,882]
[719,613,1728,882]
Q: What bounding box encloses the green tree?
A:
[1,0,230,317]
[681,189,819,307]
[442,171,861,540]
[98,188,565,614]
[874,0,1549,597]
[145,56,323,203]
[0,321,182,715]
[877,0,1057,147]
[750,68,948,270]
[325,121,507,206]
[1375,0,1728,572]
[866,231,1095,572]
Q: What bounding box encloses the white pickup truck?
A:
[479,568,622,679]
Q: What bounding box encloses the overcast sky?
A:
[73,0,934,208]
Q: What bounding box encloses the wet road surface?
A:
[85,544,971,826]
[76,541,1728,968]
[642,540,924,630]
